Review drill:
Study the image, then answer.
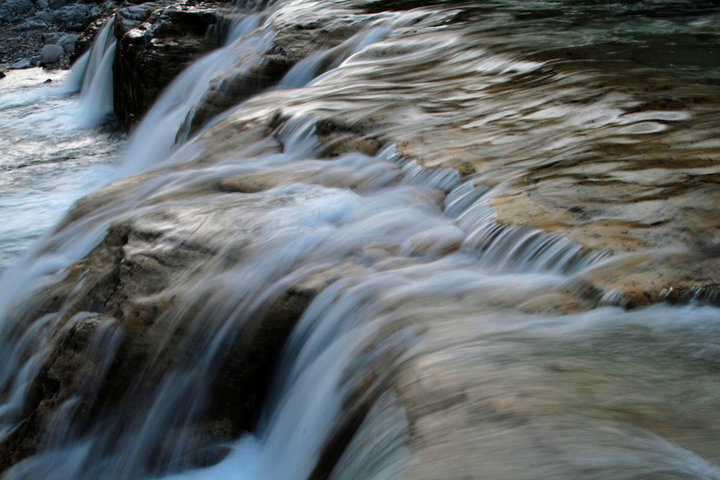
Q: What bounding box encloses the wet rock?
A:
[113,2,228,130]
[578,252,720,308]
[0,314,120,472]
[0,148,373,470]
[179,13,368,137]
[40,44,64,64]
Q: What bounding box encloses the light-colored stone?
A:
[9,58,31,69]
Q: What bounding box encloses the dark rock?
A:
[178,13,367,137]
[180,54,296,138]
[37,3,98,31]
[0,71,5,78]
[12,20,49,32]
[0,0,110,69]
[57,33,78,54]
[112,3,227,130]
[0,0,37,24]
[48,0,69,9]
[40,44,64,63]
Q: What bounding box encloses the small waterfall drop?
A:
[278,27,392,89]
[119,14,265,175]
[75,18,118,125]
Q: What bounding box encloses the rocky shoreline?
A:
[0,0,117,71]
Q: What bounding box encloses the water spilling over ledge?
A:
[0,0,719,478]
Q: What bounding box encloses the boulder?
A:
[0,138,373,471]
[41,32,62,44]
[40,44,64,63]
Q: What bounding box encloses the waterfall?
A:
[75,18,118,125]
[1,0,720,479]
[0,19,117,120]
[119,14,265,175]
[277,28,392,89]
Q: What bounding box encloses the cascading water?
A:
[0,19,123,275]
[76,18,118,126]
[1,0,720,479]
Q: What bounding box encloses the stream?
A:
[0,1,719,479]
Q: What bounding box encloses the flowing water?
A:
[0,20,123,274]
[0,0,719,479]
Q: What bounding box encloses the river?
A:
[0,0,719,479]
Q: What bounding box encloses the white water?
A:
[0,17,124,278]
[0,21,124,434]
[1,1,720,480]
[76,17,117,125]
[120,14,266,175]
